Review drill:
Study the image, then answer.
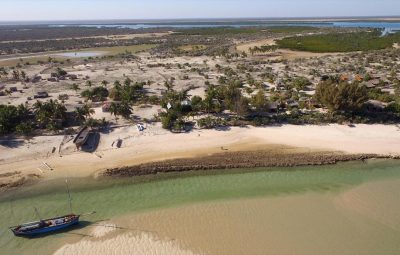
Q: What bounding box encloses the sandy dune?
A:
[236,37,343,59]
[236,38,277,53]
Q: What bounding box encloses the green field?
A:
[277,31,400,52]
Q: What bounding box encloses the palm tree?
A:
[101,80,109,87]
[203,86,218,113]
[75,104,95,122]
[124,77,132,87]
[82,104,95,119]
[17,104,30,117]
[0,67,8,78]
[20,71,26,80]
[75,107,86,122]
[177,89,190,102]
[163,80,174,91]
[114,80,122,90]
[71,83,80,92]
[85,80,93,87]
[12,70,20,80]
[109,102,120,121]
[118,102,133,119]
[33,100,66,130]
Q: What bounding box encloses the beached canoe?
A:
[73,126,90,148]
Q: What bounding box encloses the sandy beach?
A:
[1,123,400,191]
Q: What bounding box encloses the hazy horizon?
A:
[1,16,400,26]
[1,0,400,22]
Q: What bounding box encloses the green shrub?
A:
[277,31,400,52]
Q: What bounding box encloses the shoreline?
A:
[1,124,400,193]
[2,153,399,255]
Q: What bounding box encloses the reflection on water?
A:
[0,160,399,255]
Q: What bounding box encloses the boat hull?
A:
[11,215,80,237]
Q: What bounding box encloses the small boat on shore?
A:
[73,126,90,148]
[10,180,93,237]
[10,214,80,237]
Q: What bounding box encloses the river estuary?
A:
[0,159,399,254]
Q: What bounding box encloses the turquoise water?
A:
[50,21,400,32]
[0,159,400,255]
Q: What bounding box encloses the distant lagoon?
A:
[50,21,400,33]
[54,51,106,58]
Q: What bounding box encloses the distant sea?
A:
[54,20,400,34]
[1,18,400,33]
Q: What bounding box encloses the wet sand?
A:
[55,177,400,255]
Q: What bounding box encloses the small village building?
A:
[275,81,286,91]
[67,74,78,80]
[9,87,18,92]
[181,100,191,106]
[268,102,279,112]
[320,75,330,81]
[34,91,49,99]
[355,75,363,82]
[47,77,58,82]
[58,94,69,100]
[364,81,376,88]
[286,99,299,109]
[31,75,42,83]
[365,100,387,112]
[102,102,111,112]
[371,79,381,86]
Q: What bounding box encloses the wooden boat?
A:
[10,180,93,237]
[10,214,80,237]
[73,126,90,148]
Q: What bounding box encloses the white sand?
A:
[90,223,117,238]
[236,38,277,53]
[252,124,400,155]
[53,232,200,255]
[1,124,400,182]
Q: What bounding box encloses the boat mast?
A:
[34,207,42,221]
[65,180,73,214]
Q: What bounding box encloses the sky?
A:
[0,0,399,21]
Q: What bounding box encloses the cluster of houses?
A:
[240,69,397,114]
[0,83,19,96]
[47,73,78,82]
